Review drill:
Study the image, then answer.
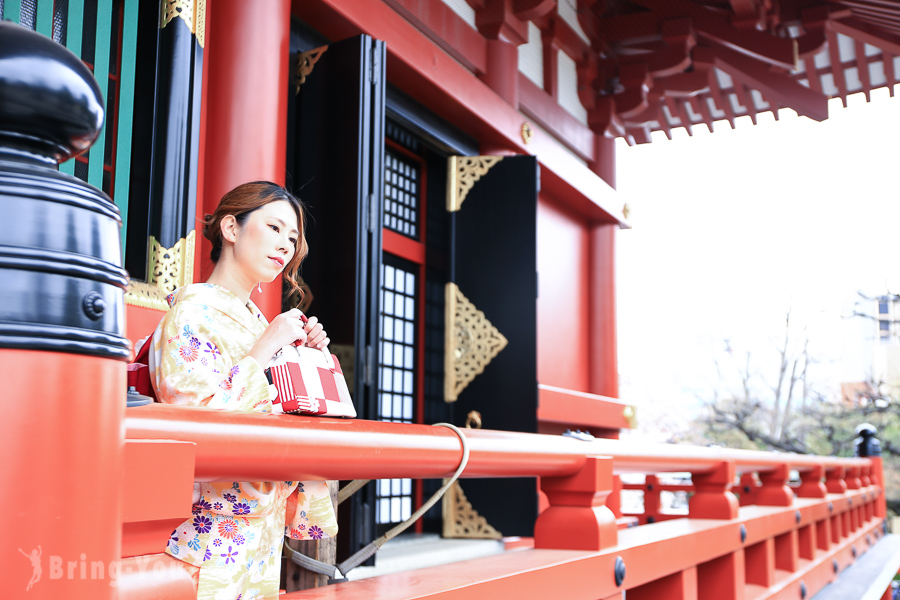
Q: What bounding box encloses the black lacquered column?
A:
[148,1,204,250]
[0,20,127,599]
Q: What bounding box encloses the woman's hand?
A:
[248,308,308,367]
[302,315,330,349]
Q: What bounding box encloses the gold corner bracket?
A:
[295,46,328,94]
[125,230,196,311]
[161,0,206,48]
[446,156,503,212]
[442,480,502,539]
[444,282,508,403]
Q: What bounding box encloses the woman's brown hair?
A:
[202,181,308,300]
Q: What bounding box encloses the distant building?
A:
[843,293,900,404]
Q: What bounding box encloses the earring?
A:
[257,282,262,294]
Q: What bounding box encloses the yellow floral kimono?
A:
[149,283,338,600]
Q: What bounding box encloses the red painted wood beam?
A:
[826,27,850,106]
[709,44,829,121]
[382,0,487,74]
[537,384,634,430]
[279,503,883,600]
[518,74,594,161]
[124,404,869,481]
[884,52,896,95]
[803,55,824,93]
[297,0,623,209]
[830,17,900,55]
[856,39,873,100]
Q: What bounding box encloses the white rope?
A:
[285,422,470,579]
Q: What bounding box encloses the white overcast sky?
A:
[614,88,900,436]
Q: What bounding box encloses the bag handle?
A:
[283,422,470,580]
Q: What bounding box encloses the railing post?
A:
[796,466,827,498]
[534,456,618,550]
[690,461,739,520]
[871,457,887,518]
[644,474,661,523]
[825,467,847,494]
[738,473,759,506]
[845,466,862,490]
[757,464,794,506]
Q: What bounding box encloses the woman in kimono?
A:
[149,181,338,600]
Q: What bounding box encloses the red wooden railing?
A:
[119,404,890,600]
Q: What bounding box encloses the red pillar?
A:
[590,223,618,398]
[202,0,292,319]
[4,351,123,598]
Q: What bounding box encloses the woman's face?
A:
[230,200,299,284]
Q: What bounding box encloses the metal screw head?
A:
[795,510,801,524]
[852,546,858,559]
[800,580,807,599]
[848,497,853,507]
[829,502,834,513]
[741,525,747,543]
[646,483,654,491]
[646,516,655,524]
[866,535,872,546]
[744,486,751,493]
[614,556,626,587]
[832,558,839,573]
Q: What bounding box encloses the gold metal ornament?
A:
[125,230,196,311]
[161,0,205,46]
[442,480,502,539]
[446,156,503,212]
[623,405,637,428]
[295,46,328,94]
[521,122,533,144]
[622,202,631,220]
[444,282,508,402]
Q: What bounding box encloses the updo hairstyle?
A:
[202,181,308,299]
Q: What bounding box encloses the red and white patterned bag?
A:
[267,344,356,418]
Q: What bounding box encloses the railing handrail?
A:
[125,405,869,482]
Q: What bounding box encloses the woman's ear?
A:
[220,215,238,243]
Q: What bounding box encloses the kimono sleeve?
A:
[152,304,272,412]
[285,481,339,540]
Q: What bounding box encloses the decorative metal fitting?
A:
[521,122,533,145]
[740,524,747,543]
[614,556,626,587]
[800,580,807,599]
[83,292,105,320]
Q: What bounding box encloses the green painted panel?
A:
[36,0,52,37]
[66,0,84,56]
[87,0,112,189]
[59,0,85,177]
[3,0,20,24]
[114,0,139,251]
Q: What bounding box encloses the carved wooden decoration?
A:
[446,156,503,212]
[125,230,195,311]
[442,480,502,539]
[444,282,508,402]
